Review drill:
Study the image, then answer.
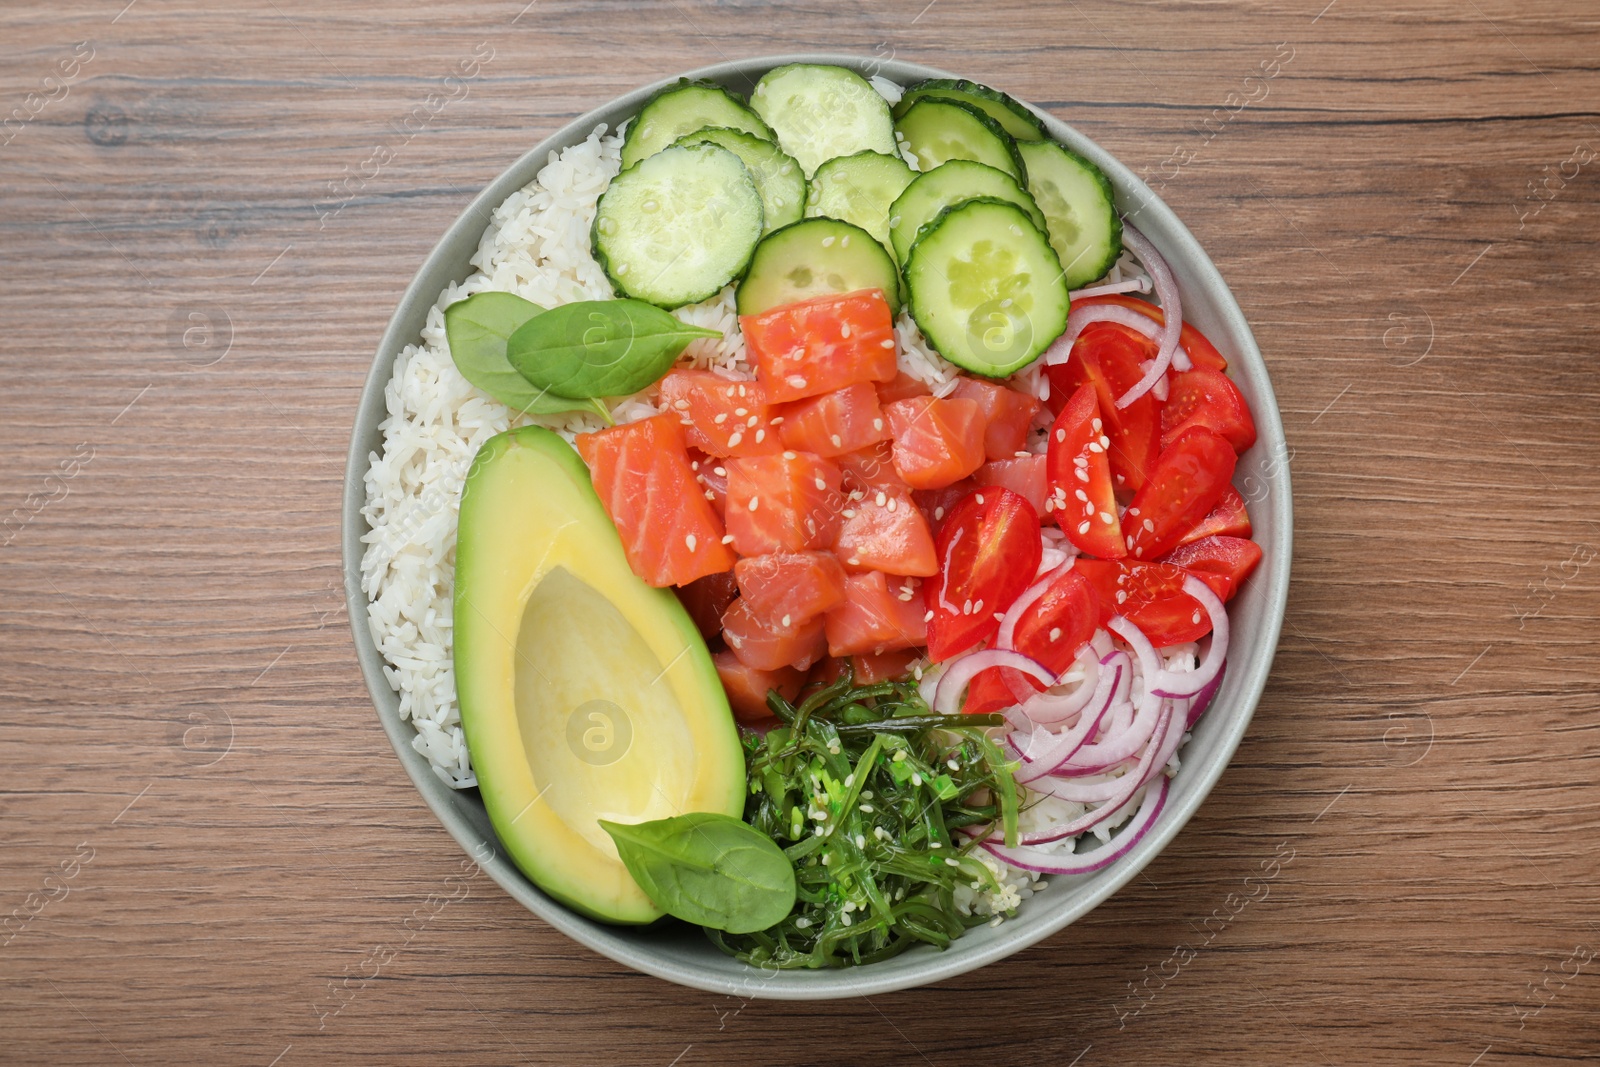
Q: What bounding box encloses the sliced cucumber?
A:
[736,217,902,317]
[750,64,898,177]
[904,197,1068,377]
[893,78,1046,141]
[620,79,774,170]
[592,143,764,309]
[894,98,1026,182]
[804,150,916,247]
[1015,139,1122,289]
[674,126,806,234]
[888,159,1045,265]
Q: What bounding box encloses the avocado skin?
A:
[453,426,744,925]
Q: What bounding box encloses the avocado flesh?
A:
[453,426,745,924]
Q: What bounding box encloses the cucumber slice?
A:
[894,98,1026,182]
[904,197,1068,377]
[736,217,902,318]
[1015,140,1123,290]
[750,64,898,177]
[893,78,1046,141]
[888,159,1046,265]
[674,126,806,234]
[620,79,774,170]
[804,150,916,246]
[593,143,764,309]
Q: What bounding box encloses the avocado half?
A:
[452,426,745,924]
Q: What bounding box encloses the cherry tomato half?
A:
[1074,557,1213,647]
[964,567,1097,714]
[1045,383,1126,559]
[924,486,1042,661]
[1161,534,1263,601]
[1124,426,1237,560]
[1045,322,1162,495]
[1162,367,1257,453]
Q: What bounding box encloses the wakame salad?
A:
[370,61,1264,971]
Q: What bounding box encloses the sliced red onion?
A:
[1029,765,1138,804]
[1070,276,1151,300]
[1010,662,1122,782]
[979,776,1169,876]
[1150,577,1229,698]
[1017,647,1100,726]
[1115,226,1185,405]
[1019,703,1173,842]
[931,648,1054,715]
[1054,630,1163,773]
[1184,661,1226,727]
[1042,304,1162,367]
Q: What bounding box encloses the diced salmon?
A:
[974,454,1048,517]
[657,369,782,458]
[575,414,735,587]
[724,451,844,556]
[836,441,911,494]
[883,396,987,489]
[876,370,933,405]
[739,289,898,403]
[733,551,848,624]
[951,378,1043,460]
[722,596,828,671]
[713,650,805,724]
[674,568,737,643]
[778,383,890,457]
[687,448,727,518]
[834,489,937,576]
[824,571,928,657]
[852,648,920,684]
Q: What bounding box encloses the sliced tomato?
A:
[1045,383,1126,559]
[825,571,929,657]
[876,370,933,405]
[722,595,829,671]
[852,648,920,684]
[724,451,845,556]
[1073,557,1212,646]
[1125,427,1238,560]
[964,567,1097,714]
[713,650,805,724]
[740,288,898,403]
[675,568,737,642]
[575,414,735,587]
[687,449,727,517]
[733,551,847,624]
[1161,367,1257,453]
[657,369,783,458]
[883,396,987,489]
[950,378,1043,461]
[1162,534,1262,601]
[834,489,937,576]
[778,383,889,457]
[836,440,911,494]
[1045,322,1162,495]
[1071,293,1229,374]
[974,454,1048,517]
[924,486,1042,662]
[1178,486,1251,547]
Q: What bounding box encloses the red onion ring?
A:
[1115,226,1185,404]
[1009,661,1122,782]
[931,648,1053,715]
[979,776,1170,876]
[1053,631,1163,773]
[1016,647,1101,726]
[1018,703,1172,843]
[1184,661,1226,727]
[1070,276,1151,300]
[1041,304,1162,367]
[1150,576,1229,698]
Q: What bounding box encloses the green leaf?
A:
[505,299,720,399]
[443,292,611,421]
[599,812,796,934]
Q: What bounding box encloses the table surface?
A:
[3,1,1597,1064]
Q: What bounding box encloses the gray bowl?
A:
[341,53,1292,1000]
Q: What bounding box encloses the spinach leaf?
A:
[443,292,611,420]
[505,299,720,399]
[599,812,796,934]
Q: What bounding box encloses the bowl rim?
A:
[341,51,1292,1000]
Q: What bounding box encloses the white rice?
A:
[359,87,1169,918]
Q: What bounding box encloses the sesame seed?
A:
[1099,435,1111,448]
[934,506,946,520]
[974,599,983,613]
[1055,428,1066,443]
[673,399,690,410]
[848,557,861,566]
[1078,521,1091,534]
[705,490,715,501]
[713,413,728,424]
[880,338,895,349]
[815,477,827,490]
[747,415,759,427]
[722,534,735,544]
[784,450,797,459]
[1116,590,1128,604]
[755,429,766,442]
[975,493,985,504]
[770,416,785,425]
[875,491,887,507]
[1049,627,1062,641]
[1088,442,1104,453]
[993,612,1006,621]
[781,614,792,627]
[685,534,697,551]
[727,431,743,447]
[887,498,898,512]
[841,323,852,338]
[924,609,935,621]
[1075,489,1088,502]
[735,407,748,417]
[1100,511,1114,523]
[1075,469,1089,483]
[1074,456,1088,468]
[737,384,747,397]
[1143,518,1155,532]
[962,599,972,615]
[788,375,808,389]
[873,418,884,431]
[748,496,759,510]
[832,434,843,448]
[842,509,856,518]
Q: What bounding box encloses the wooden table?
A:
[3,2,1596,1063]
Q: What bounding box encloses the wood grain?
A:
[2,1,1597,1063]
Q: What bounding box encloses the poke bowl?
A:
[342,52,1292,1000]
